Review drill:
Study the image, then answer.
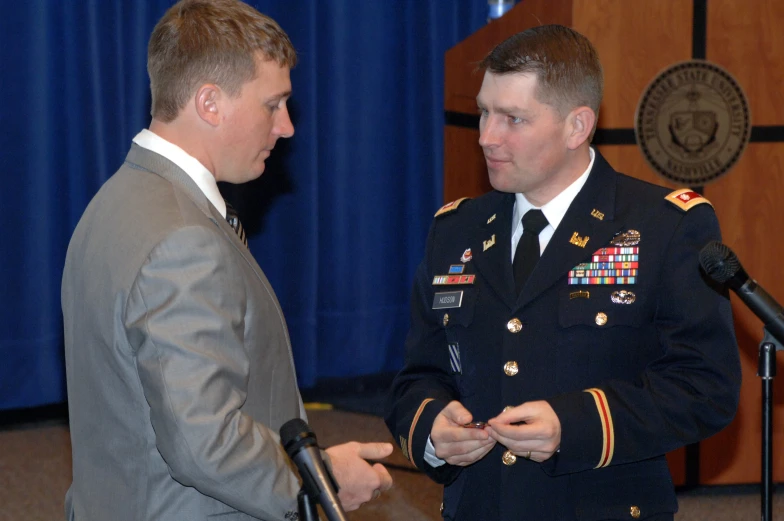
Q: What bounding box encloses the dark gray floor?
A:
[0,408,781,520]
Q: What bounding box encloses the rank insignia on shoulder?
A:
[665,188,713,211]
[435,197,470,218]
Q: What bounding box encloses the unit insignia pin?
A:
[569,232,590,248]
[460,248,472,263]
[591,209,605,220]
[483,234,496,252]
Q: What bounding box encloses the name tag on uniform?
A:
[432,291,463,309]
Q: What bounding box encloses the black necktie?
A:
[513,209,549,294]
[225,202,248,247]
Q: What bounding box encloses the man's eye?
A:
[509,116,523,124]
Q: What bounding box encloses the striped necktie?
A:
[225,202,248,247]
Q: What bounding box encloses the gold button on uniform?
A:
[443,313,449,327]
[506,318,523,333]
[440,503,444,514]
[630,505,640,519]
[502,450,517,466]
[503,361,519,376]
[595,312,608,326]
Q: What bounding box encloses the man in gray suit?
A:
[61,1,393,519]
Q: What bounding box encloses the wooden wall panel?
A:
[445,0,572,114]
[572,0,693,129]
[444,127,490,203]
[700,143,784,483]
[595,145,680,189]
[707,1,784,125]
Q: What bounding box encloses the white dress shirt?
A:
[510,147,595,260]
[132,129,226,218]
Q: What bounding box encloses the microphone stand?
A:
[757,327,782,521]
[298,490,319,521]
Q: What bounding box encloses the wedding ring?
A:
[525,451,531,459]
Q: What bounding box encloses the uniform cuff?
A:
[409,398,462,484]
[541,389,608,476]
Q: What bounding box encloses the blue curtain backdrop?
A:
[0,1,486,409]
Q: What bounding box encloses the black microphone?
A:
[699,241,784,343]
[280,418,347,521]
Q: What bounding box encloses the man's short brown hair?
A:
[148,0,297,122]
[479,25,603,124]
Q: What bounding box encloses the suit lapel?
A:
[518,153,626,310]
[469,193,518,310]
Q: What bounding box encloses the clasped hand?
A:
[325,441,393,511]
[431,400,561,465]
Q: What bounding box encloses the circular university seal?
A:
[635,60,751,185]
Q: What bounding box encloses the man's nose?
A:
[478,116,498,148]
[276,106,295,139]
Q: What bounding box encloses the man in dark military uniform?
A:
[386,25,741,521]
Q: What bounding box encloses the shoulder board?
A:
[664,188,713,211]
[434,197,471,218]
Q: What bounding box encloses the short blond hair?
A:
[148,0,297,122]
[479,25,603,128]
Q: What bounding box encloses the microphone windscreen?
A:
[280,418,316,456]
[699,241,741,284]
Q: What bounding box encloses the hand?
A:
[431,400,496,466]
[486,400,561,462]
[325,441,393,511]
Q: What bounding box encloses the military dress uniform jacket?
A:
[386,152,741,520]
[62,145,305,521]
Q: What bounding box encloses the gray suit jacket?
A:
[62,144,305,521]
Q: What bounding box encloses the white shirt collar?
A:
[511,147,595,257]
[132,129,226,218]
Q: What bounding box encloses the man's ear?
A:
[566,106,596,150]
[194,84,221,126]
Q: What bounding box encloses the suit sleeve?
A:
[543,204,742,475]
[385,222,463,485]
[124,225,300,520]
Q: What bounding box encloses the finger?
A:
[488,418,542,440]
[489,404,535,425]
[433,424,491,446]
[447,440,496,465]
[488,427,540,449]
[372,463,393,491]
[435,437,495,460]
[441,400,473,425]
[356,442,394,460]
